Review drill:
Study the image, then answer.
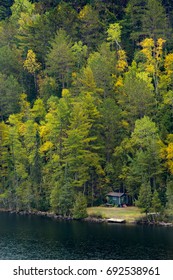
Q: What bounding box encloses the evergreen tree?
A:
[49,1,78,38]
[0,0,13,20]
[1,0,173,215]
[87,42,117,98]
[136,182,152,214]
[151,189,162,213]
[78,4,102,50]
[117,61,156,125]
[17,12,54,65]
[0,73,23,120]
[50,180,74,216]
[72,192,88,219]
[166,179,173,214]
[0,46,22,78]
[125,0,147,43]
[141,0,170,42]
[46,29,74,89]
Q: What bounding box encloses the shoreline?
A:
[0,208,106,223]
[0,208,172,227]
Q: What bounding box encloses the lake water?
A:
[0,212,173,259]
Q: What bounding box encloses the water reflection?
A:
[0,212,173,259]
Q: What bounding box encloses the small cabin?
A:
[106,192,128,207]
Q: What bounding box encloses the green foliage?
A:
[72,192,88,219]
[166,180,173,214]
[107,22,122,49]
[136,182,152,214]
[151,189,162,213]
[131,117,163,183]
[38,75,58,102]
[17,12,54,64]
[87,42,116,98]
[71,41,88,70]
[46,29,74,89]
[0,0,13,20]
[0,46,22,77]
[118,62,155,123]
[63,97,101,190]
[131,116,159,148]
[15,181,32,210]
[0,73,23,120]
[125,0,170,43]
[141,0,169,41]
[10,0,35,22]
[50,1,78,37]
[125,0,147,42]
[78,4,102,49]
[1,0,173,217]
[50,180,74,216]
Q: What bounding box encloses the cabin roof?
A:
[106,192,125,197]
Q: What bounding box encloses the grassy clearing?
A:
[87,206,144,223]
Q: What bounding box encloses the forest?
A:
[0,0,173,218]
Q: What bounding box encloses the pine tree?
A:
[136,182,152,214]
[0,73,23,120]
[46,29,74,89]
[166,180,173,214]
[151,189,162,213]
[78,4,102,50]
[141,0,170,41]
[72,192,88,219]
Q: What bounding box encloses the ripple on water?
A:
[0,213,173,259]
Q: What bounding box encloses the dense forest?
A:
[0,0,173,218]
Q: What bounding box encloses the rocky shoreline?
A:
[0,208,172,226]
[0,208,106,223]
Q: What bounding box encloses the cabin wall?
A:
[107,195,128,206]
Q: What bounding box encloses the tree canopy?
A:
[0,0,173,217]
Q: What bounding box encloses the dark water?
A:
[0,212,173,260]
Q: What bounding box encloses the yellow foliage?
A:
[166,143,173,160]
[39,141,53,153]
[62,88,71,98]
[140,38,154,49]
[156,38,166,61]
[164,53,173,75]
[19,123,26,136]
[78,5,90,19]
[160,146,167,159]
[167,134,173,142]
[72,72,77,78]
[121,120,129,128]
[140,38,154,74]
[140,38,154,61]
[117,50,128,72]
[107,23,122,44]
[146,64,155,73]
[115,76,123,87]
[18,12,32,30]
[140,38,165,77]
[23,49,41,74]
[0,122,9,144]
[39,125,50,138]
